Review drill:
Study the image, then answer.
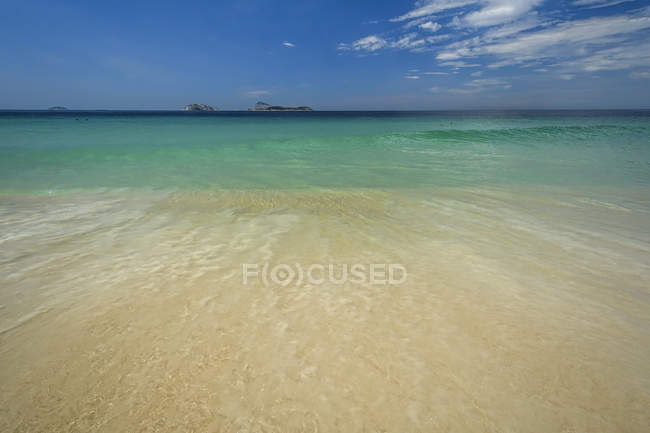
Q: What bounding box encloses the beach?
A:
[1,111,649,432]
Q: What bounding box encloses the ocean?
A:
[1,110,649,431]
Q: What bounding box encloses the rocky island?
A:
[183,104,218,111]
[249,101,313,111]
[48,106,68,111]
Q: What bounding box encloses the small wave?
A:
[0,307,51,336]
[394,124,650,144]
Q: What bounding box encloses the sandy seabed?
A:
[1,186,649,432]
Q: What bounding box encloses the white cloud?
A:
[629,71,650,79]
[420,21,442,32]
[463,0,543,28]
[448,87,482,94]
[481,15,547,40]
[338,31,447,53]
[466,78,508,86]
[446,77,510,94]
[403,16,434,28]
[485,59,513,68]
[572,0,633,8]
[245,90,272,97]
[471,71,483,76]
[429,86,442,92]
[560,74,575,80]
[437,36,481,59]
[283,41,295,47]
[405,75,421,79]
[436,10,650,71]
[440,60,481,67]
[423,71,449,75]
[487,15,650,56]
[339,35,388,51]
[392,0,541,28]
[562,40,650,72]
[450,16,464,28]
[391,0,478,22]
[391,33,427,50]
[426,34,451,43]
[340,0,650,83]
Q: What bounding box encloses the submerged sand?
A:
[0,186,649,432]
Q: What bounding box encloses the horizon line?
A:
[2,108,650,112]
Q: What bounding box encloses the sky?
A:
[1,0,650,110]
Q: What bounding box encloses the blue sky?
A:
[1,0,650,109]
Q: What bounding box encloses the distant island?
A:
[183,104,218,111]
[48,106,68,111]
[249,101,313,111]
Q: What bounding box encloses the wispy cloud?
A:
[446,77,511,94]
[391,33,427,50]
[337,0,650,95]
[436,9,650,72]
[466,78,509,87]
[463,0,543,28]
[245,90,272,97]
[629,71,650,79]
[338,35,387,51]
[447,87,483,94]
[390,0,477,22]
[440,61,481,68]
[419,21,442,32]
[481,15,547,40]
[405,75,421,79]
[560,40,650,72]
[572,0,634,8]
[283,41,295,47]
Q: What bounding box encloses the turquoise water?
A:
[1,110,649,192]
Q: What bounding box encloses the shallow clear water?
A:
[1,111,649,432]
[2,110,649,191]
